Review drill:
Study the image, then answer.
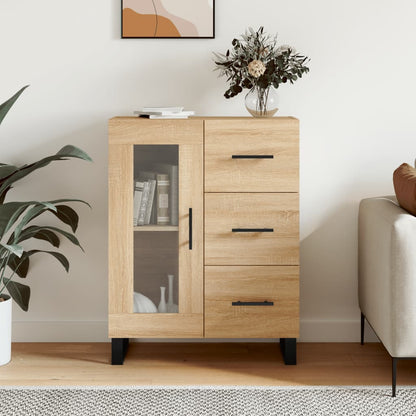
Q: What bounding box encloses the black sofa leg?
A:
[392,358,397,397]
[112,338,129,365]
[361,312,365,345]
[280,338,297,365]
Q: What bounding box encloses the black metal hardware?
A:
[361,312,365,345]
[280,338,297,365]
[232,301,274,306]
[232,228,274,233]
[111,338,129,365]
[232,155,274,159]
[360,309,416,396]
[189,208,192,250]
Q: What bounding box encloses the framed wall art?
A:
[121,0,215,39]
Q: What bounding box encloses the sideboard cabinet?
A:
[108,117,299,365]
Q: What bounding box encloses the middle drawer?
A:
[205,193,299,265]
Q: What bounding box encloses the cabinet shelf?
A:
[134,225,179,232]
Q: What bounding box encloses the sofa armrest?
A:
[359,196,416,357]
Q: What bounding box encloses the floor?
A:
[1,342,415,386]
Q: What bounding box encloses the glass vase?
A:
[245,86,278,118]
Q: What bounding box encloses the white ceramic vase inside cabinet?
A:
[167,275,178,313]
[158,287,167,313]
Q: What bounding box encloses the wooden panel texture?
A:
[109,314,203,338]
[205,118,299,192]
[178,142,204,314]
[108,144,133,315]
[109,117,299,340]
[205,266,299,338]
[205,193,299,265]
[109,118,203,145]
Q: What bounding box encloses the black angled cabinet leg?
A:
[112,338,129,365]
[280,338,297,365]
[361,312,365,345]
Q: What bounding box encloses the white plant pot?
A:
[0,295,12,366]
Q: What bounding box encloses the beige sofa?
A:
[359,196,416,397]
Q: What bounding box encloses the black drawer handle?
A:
[189,208,192,250]
[232,301,274,306]
[232,228,274,233]
[232,155,274,159]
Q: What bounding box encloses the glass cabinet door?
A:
[108,118,203,338]
[133,145,179,313]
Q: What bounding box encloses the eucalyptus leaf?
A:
[213,27,309,99]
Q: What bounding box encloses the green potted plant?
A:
[0,86,91,365]
[214,26,310,117]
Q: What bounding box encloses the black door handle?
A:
[232,301,274,306]
[232,155,274,159]
[189,208,192,250]
[232,228,274,233]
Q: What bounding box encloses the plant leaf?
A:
[25,249,70,273]
[14,199,90,231]
[7,248,70,278]
[5,279,30,311]
[53,205,79,233]
[0,165,18,180]
[0,146,92,200]
[41,226,83,251]
[12,202,57,239]
[0,86,29,126]
[48,198,91,209]
[0,242,23,257]
[7,252,30,278]
[56,145,92,162]
[16,225,83,251]
[0,201,56,239]
[16,226,60,248]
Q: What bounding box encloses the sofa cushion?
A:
[393,163,416,216]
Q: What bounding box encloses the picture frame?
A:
[121,0,215,39]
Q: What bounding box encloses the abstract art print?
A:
[122,0,215,38]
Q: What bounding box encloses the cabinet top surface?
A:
[109,116,298,122]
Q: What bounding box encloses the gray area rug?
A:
[0,386,415,416]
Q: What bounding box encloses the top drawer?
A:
[204,118,299,193]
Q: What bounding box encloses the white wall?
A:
[1,0,415,342]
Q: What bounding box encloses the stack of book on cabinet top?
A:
[133,166,178,228]
[134,107,195,119]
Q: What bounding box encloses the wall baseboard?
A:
[12,319,379,343]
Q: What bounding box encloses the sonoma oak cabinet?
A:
[108,117,299,365]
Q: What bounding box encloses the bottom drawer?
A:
[204,266,299,338]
